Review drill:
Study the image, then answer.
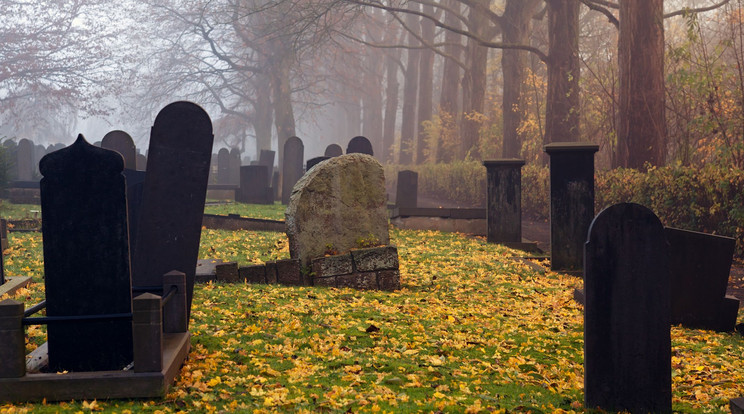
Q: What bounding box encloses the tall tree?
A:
[399,2,421,164]
[415,3,436,163]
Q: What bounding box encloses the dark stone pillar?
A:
[132,292,163,373]
[584,203,671,413]
[282,137,304,204]
[162,271,187,334]
[237,166,272,204]
[544,142,598,272]
[483,159,525,243]
[0,299,25,378]
[396,170,418,209]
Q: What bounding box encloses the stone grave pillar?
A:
[132,101,213,323]
[0,299,25,378]
[483,159,525,244]
[40,134,133,372]
[229,148,241,185]
[282,136,304,205]
[396,170,418,209]
[217,148,230,184]
[584,203,670,413]
[16,139,33,181]
[101,130,137,170]
[544,142,598,273]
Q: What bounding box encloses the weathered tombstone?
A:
[101,130,137,170]
[236,165,272,204]
[584,203,670,413]
[33,144,46,177]
[346,136,373,156]
[282,136,304,205]
[229,147,241,184]
[483,160,524,243]
[132,101,213,321]
[544,142,598,273]
[666,227,739,331]
[40,134,133,372]
[217,148,231,184]
[259,149,275,170]
[286,153,389,266]
[16,139,34,181]
[324,144,343,157]
[395,170,418,209]
[3,141,18,181]
[306,156,330,172]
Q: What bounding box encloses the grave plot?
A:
[0,132,191,402]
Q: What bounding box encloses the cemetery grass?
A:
[0,206,743,412]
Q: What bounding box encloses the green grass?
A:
[0,202,42,220]
[203,201,286,221]
[1,203,743,413]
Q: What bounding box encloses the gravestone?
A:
[33,144,46,177]
[101,130,137,170]
[229,147,241,184]
[132,101,214,321]
[666,227,739,331]
[258,149,275,171]
[483,160,524,243]
[16,139,34,181]
[346,136,373,156]
[236,165,272,204]
[396,170,418,209]
[324,144,343,157]
[306,156,330,171]
[217,148,230,184]
[584,203,670,413]
[39,134,133,372]
[136,152,147,171]
[3,141,18,180]
[282,136,304,205]
[286,153,389,266]
[544,142,598,273]
[124,169,147,255]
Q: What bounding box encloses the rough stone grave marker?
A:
[17,139,34,181]
[324,144,343,157]
[101,130,137,170]
[396,170,418,209]
[282,136,304,205]
[40,134,133,372]
[286,153,389,266]
[346,136,374,156]
[584,202,670,413]
[217,148,230,184]
[132,101,213,320]
[666,227,739,331]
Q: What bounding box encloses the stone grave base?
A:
[311,246,400,291]
[0,332,190,402]
[731,397,744,414]
[202,213,284,232]
[0,276,32,297]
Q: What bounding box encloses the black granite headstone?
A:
[237,165,272,204]
[483,160,524,243]
[396,170,418,209]
[101,130,137,170]
[16,139,33,181]
[124,169,146,256]
[666,227,738,331]
[324,144,343,157]
[584,202,670,413]
[306,156,330,172]
[217,148,230,184]
[40,134,133,372]
[346,136,373,156]
[544,142,598,273]
[281,136,304,204]
[132,101,214,321]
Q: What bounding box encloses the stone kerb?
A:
[311,246,400,291]
[285,153,389,267]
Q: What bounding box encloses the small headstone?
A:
[229,147,241,184]
[132,101,214,321]
[483,160,524,243]
[324,144,343,157]
[395,170,418,209]
[584,203,670,413]
[40,134,133,372]
[33,144,46,177]
[258,149,275,171]
[136,153,147,171]
[666,227,739,331]
[16,139,33,181]
[286,154,389,266]
[101,130,137,170]
[217,148,231,184]
[3,141,18,180]
[306,156,330,171]
[281,136,304,205]
[236,165,273,204]
[544,142,598,273]
[346,136,373,156]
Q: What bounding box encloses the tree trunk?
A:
[501,0,541,158]
[271,51,296,170]
[362,10,385,158]
[399,3,420,165]
[459,3,489,160]
[436,0,462,163]
[254,73,274,156]
[383,48,400,163]
[415,3,435,164]
[545,0,580,145]
[616,0,666,169]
